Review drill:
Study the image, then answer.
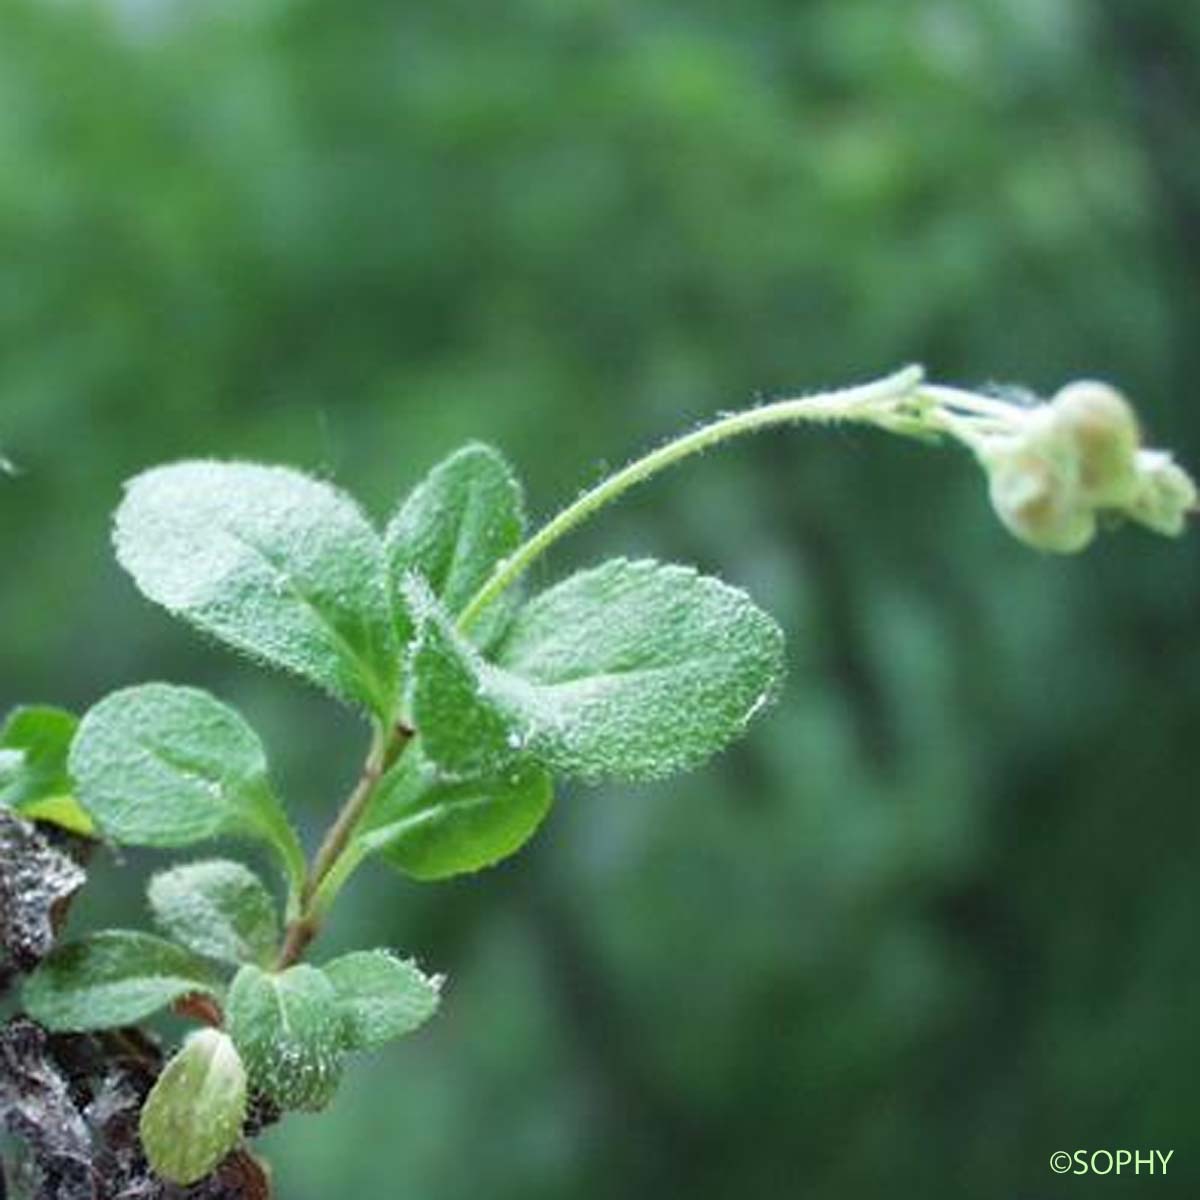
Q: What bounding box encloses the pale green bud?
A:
[1050,381,1140,508]
[140,1028,248,1185]
[1126,450,1197,537]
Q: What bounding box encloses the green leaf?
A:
[0,706,94,835]
[410,559,786,782]
[226,964,345,1111]
[0,707,76,806]
[497,558,787,779]
[148,860,280,967]
[114,461,402,717]
[386,443,525,647]
[407,586,521,775]
[139,1029,248,1186]
[22,931,220,1031]
[360,750,553,880]
[322,950,441,1050]
[69,684,304,888]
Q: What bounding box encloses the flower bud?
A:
[981,412,1096,554]
[1050,381,1140,507]
[140,1028,247,1185]
[1126,450,1197,537]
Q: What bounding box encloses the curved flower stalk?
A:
[459,367,1196,633]
[2,363,1193,1197]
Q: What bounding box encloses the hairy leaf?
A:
[139,1029,248,1186]
[0,706,94,835]
[22,931,220,1032]
[360,749,553,880]
[386,443,525,647]
[148,860,280,967]
[114,461,401,716]
[411,559,786,782]
[226,964,344,1111]
[322,950,441,1050]
[493,558,787,778]
[69,685,304,886]
[407,588,520,775]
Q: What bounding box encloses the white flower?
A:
[952,379,1194,553]
[1126,450,1197,537]
[1050,381,1140,508]
[979,408,1096,553]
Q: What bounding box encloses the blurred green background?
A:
[3,0,1199,1195]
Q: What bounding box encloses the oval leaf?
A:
[69,685,303,886]
[140,1029,247,1186]
[114,461,401,717]
[22,931,220,1031]
[322,950,441,1051]
[410,559,786,782]
[226,964,344,1111]
[386,443,525,647]
[361,750,553,881]
[148,860,280,967]
[494,559,786,779]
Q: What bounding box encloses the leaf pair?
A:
[348,556,785,881]
[136,950,441,1185]
[22,937,439,1101]
[226,951,439,1110]
[21,859,281,1032]
[114,445,526,725]
[24,855,440,1103]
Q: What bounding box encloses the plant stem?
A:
[276,722,412,969]
[275,912,318,970]
[918,383,1019,419]
[457,364,925,632]
[302,734,387,908]
[307,840,370,919]
[272,364,1001,969]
